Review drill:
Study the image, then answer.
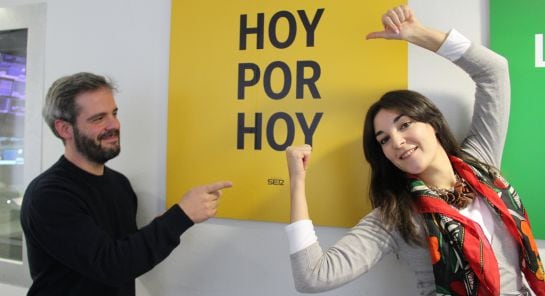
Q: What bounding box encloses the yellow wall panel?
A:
[167,0,407,227]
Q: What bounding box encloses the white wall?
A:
[0,1,45,287]
[1,0,544,295]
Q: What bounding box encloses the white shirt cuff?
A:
[285,219,318,254]
[436,28,471,61]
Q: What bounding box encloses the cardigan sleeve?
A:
[456,44,511,167]
[289,209,398,293]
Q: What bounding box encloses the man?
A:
[20,72,232,295]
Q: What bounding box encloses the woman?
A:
[285,5,544,296]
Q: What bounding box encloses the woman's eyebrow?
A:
[375,114,406,137]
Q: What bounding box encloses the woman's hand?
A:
[286,144,312,182]
[366,5,420,41]
[366,5,446,52]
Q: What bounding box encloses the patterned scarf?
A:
[409,156,545,295]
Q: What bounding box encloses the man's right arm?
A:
[22,183,191,285]
[22,179,231,286]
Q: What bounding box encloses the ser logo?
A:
[267,178,285,185]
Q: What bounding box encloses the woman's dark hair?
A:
[362,90,490,245]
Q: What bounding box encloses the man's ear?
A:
[54,119,73,140]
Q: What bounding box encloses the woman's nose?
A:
[390,132,405,148]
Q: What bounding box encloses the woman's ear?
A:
[54,119,73,141]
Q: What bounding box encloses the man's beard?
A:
[73,126,121,164]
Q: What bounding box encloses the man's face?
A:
[72,87,121,164]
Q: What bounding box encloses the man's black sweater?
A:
[20,156,194,295]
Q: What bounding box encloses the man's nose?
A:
[106,116,120,130]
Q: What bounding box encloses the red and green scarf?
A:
[409,156,545,295]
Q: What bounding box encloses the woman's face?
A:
[373,108,442,175]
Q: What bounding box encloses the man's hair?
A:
[42,72,116,139]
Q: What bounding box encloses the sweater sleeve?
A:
[456,44,511,167]
[22,178,194,286]
[289,209,398,293]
